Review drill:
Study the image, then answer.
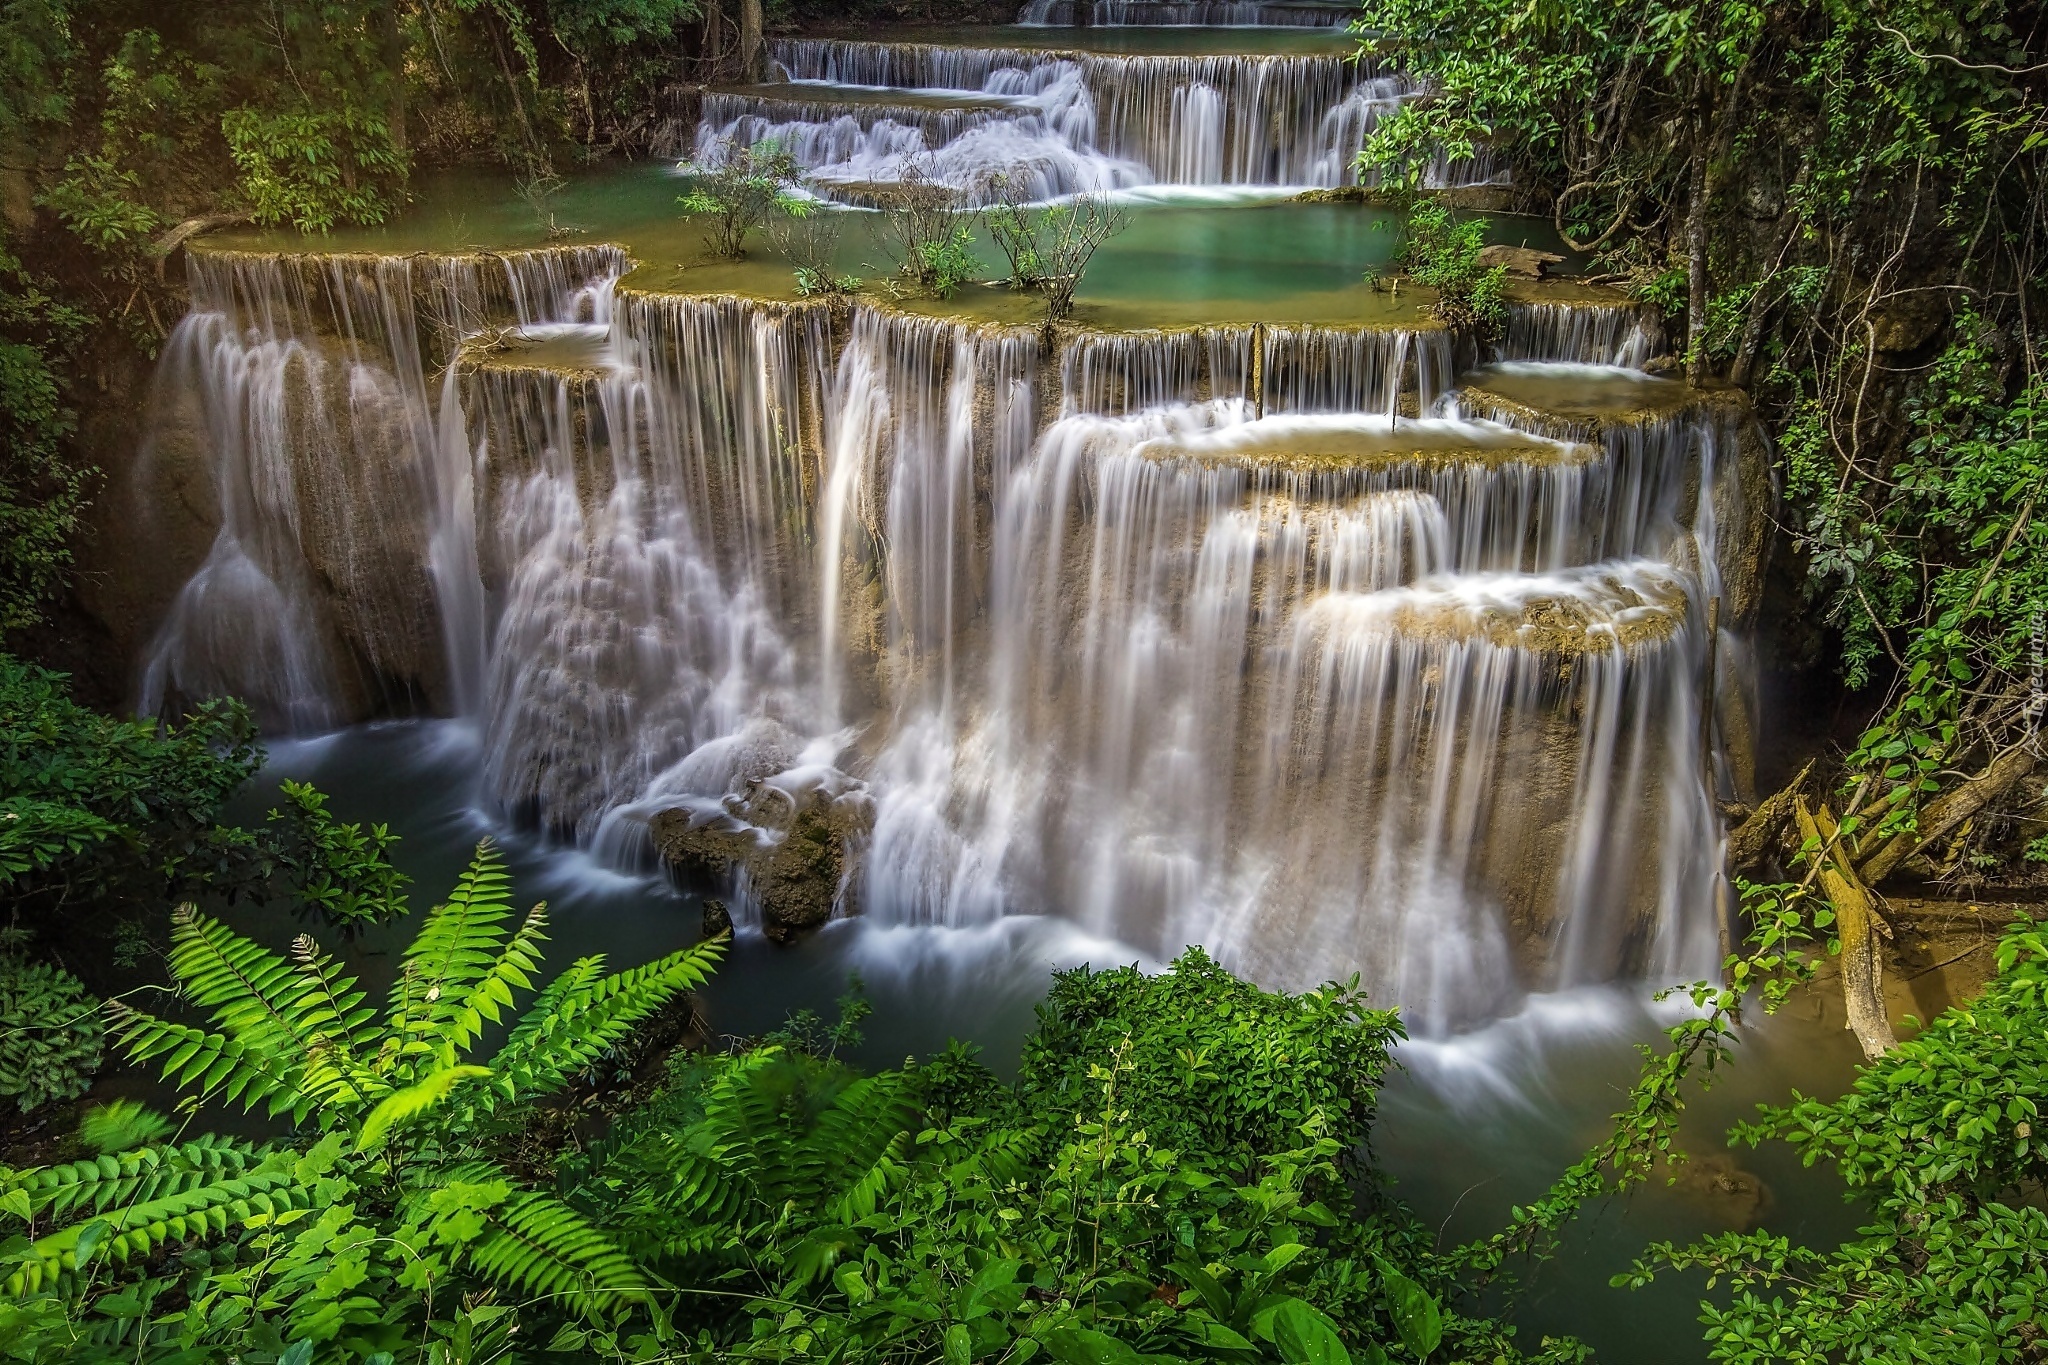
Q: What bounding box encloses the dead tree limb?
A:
[1857,743,2040,886]
[1796,796,1897,1059]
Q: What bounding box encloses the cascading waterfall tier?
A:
[686,38,1501,200]
[133,238,1764,1032]
[138,246,625,730]
[1018,1,1358,25]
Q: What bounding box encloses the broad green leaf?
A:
[1042,1327,1142,1365]
[1379,1268,1442,1359]
[1273,1297,1351,1365]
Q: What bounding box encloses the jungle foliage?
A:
[1356,0,2048,877]
[0,841,725,1362]
[0,840,1626,1365]
[1621,908,2048,1363]
[0,651,413,1007]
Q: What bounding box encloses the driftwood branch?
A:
[1726,759,1813,873]
[1857,743,2040,886]
[1795,797,1897,1059]
[153,213,253,283]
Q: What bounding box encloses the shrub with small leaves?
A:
[1393,200,1507,336]
[0,954,102,1113]
[679,137,809,259]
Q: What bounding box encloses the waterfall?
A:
[139,246,626,730]
[689,40,1483,200]
[1499,302,1666,368]
[1018,0,1358,25]
[137,237,1750,1031]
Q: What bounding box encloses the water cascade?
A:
[686,38,1503,200]
[133,217,1764,1035]
[138,246,624,730]
[1018,1,1358,25]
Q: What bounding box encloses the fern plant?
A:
[0,840,725,1357]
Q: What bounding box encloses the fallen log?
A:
[153,213,253,282]
[1726,759,1813,873]
[1795,796,1896,1059]
[1856,743,2040,886]
[1475,244,1566,278]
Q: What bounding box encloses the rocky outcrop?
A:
[652,780,871,943]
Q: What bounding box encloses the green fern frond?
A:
[356,1064,492,1151]
[165,907,323,1063]
[387,841,519,1051]
[442,901,549,1058]
[484,939,726,1109]
[806,1072,923,1221]
[107,1002,312,1122]
[6,1139,307,1295]
[287,935,379,1056]
[9,1133,275,1220]
[466,1186,654,1323]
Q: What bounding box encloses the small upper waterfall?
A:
[684,37,1504,200]
[1018,1,1358,25]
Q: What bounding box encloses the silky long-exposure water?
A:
[103,15,1855,1360]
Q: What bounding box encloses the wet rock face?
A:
[653,785,869,944]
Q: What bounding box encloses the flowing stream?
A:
[111,16,1840,1359]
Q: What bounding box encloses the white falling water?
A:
[1017,0,1357,25]
[138,239,1739,1033]
[687,40,1505,200]
[139,247,624,730]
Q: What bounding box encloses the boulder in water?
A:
[652,779,870,944]
[701,898,733,938]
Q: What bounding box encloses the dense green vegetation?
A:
[1358,0,2048,883]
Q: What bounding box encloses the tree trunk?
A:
[1795,798,1897,1059]
[701,0,726,75]
[382,0,408,162]
[1685,78,1711,387]
[740,0,765,83]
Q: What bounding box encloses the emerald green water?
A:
[207,162,1575,328]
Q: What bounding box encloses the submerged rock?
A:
[653,781,871,945]
[701,899,733,938]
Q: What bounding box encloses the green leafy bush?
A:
[0,653,260,919]
[1,657,415,944]
[679,137,808,258]
[1392,201,1506,336]
[1018,947,1397,1170]
[877,164,980,299]
[222,104,407,232]
[261,779,410,932]
[980,178,1129,327]
[0,252,93,636]
[560,949,1569,1364]
[0,954,102,1114]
